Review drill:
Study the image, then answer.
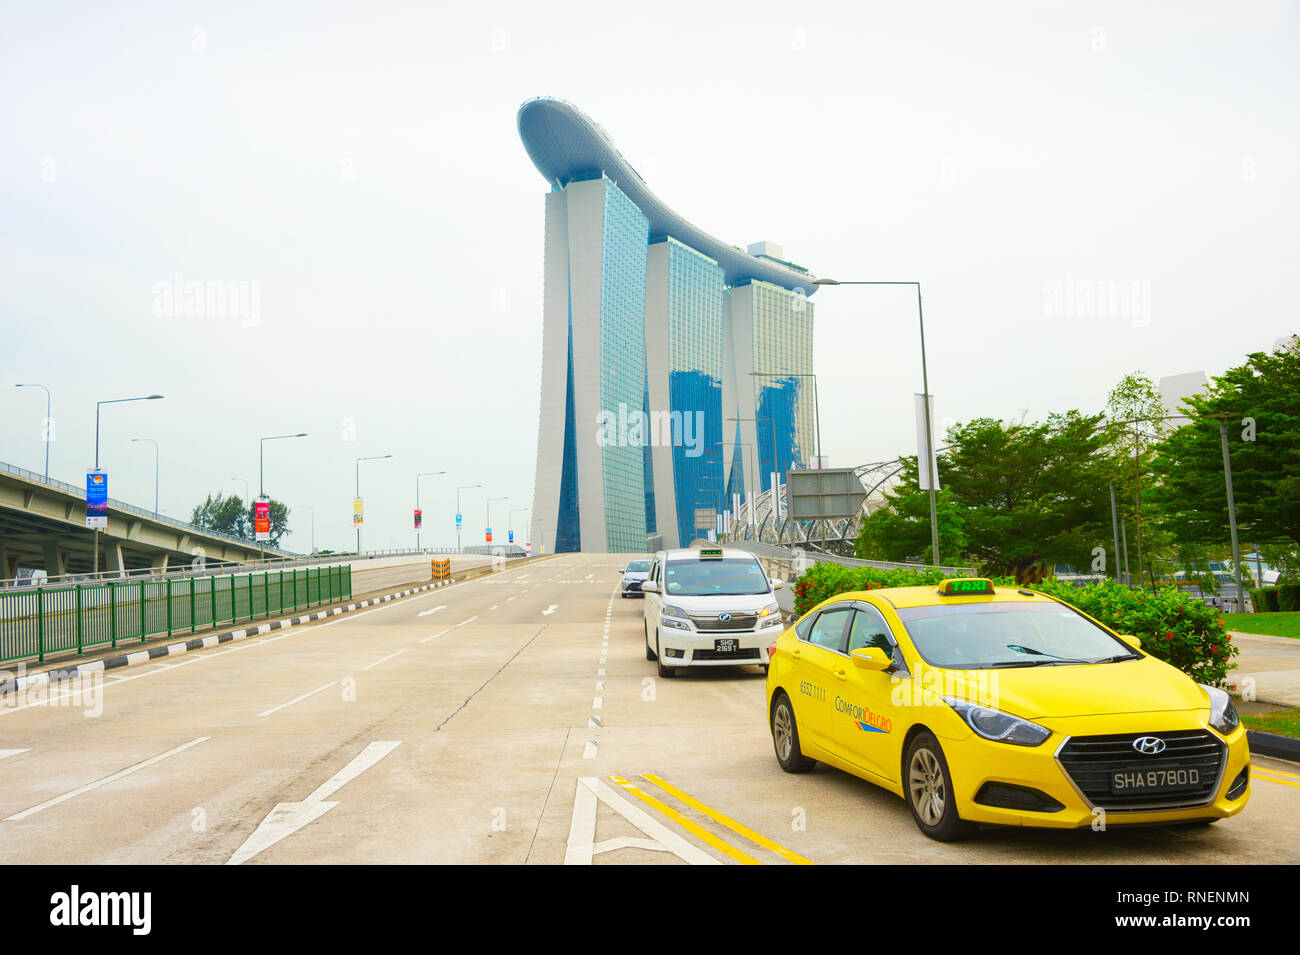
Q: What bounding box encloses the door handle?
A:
[834,669,847,681]
[791,648,801,660]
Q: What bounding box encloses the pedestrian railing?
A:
[0,564,352,665]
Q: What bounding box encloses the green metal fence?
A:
[0,564,352,664]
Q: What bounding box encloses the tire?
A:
[656,633,676,678]
[904,731,976,842]
[645,623,656,661]
[770,692,815,773]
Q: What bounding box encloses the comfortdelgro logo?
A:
[835,696,892,734]
[49,886,151,935]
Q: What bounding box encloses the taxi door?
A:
[789,604,854,759]
[833,603,906,783]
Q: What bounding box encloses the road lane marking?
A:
[565,777,718,866]
[227,741,401,865]
[457,616,478,627]
[1254,765,1300,780]
[0,749,30,761]
[592,697,603,709]
[420,628,451,644]
[607,775,760,865]
[258,681,339,717]
[542,605,558,616]
[583,740,598,759]
[640,772,814,865]
[416,605,446,617]
[1253,770,1300,790]
[362,648,407,671]
[489,605,498,611]
[5,737,210,822]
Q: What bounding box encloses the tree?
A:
[856,411,1114,582]
[1103,372,1174,583]
[1150,340,1300,554]
[190,493,291,546]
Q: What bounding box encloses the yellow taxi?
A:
[765,579,1251,840]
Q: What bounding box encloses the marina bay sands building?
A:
[519,98,818,553]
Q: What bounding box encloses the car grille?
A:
[692,648,761,661]
[1057,730,1225,812]
[690,612,758,632]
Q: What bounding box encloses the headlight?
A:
[943,697,1051,746]
[661,604,689,619]
[660,604,691,630]
[1200,684,1240,733]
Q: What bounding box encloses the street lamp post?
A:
[15,383,52,478]
[814,278,940,566]
[716,440,759,539]
[355,454,393,555]
[92,394,164,576]
[509,508,529,546]
[728,416,780,523]
[415,471,446,551]
[456,484,482,553]
[291,505,315,554]
[258,433,307,560]
[749,372,822,467]
[130,438,160,514]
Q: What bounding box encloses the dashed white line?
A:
[258,681,339,718]
[0,749,30,761]
[362,648,407,671]
[5,737,210,822]
[420,628,451,644]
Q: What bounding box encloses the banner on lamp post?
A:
[86,470,108,529]
[352,498,364,526]
[914,393,941,491]
[413,508,423,530]
[254,498,271,542]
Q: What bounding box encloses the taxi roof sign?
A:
[698,548,724,559]
[939,578,996,596]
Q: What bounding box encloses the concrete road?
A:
[0,552,1296,865]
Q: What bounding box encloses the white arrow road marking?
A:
[226,741,401,865]
[564,777,718,865]
[542,605,558,616]
[417,605,446,617]
[362,648,407,671]
[0,749,29,761]
[258,681,339,718]
[5,737,210,822]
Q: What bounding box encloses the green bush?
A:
[1254,586,1280,613]
[1277,584,1300,612]
[790,565,1237,684]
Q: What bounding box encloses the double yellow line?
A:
[1252,764,1300,790]
[607,773,814,865]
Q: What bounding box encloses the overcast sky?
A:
[2,1,1296,554]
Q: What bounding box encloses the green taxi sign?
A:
[699,548,723,559]
[939,578,996,596]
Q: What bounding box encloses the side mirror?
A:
[1119,634,1142,650]
[769,578,785,591]
[850,647,892,671]
[640,580,659,594]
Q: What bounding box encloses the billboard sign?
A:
[485,527,493,543]
[786,468,866,522]
[85,470,108,528]
[352,498,364,526]
[413,508,423,530]
[254,498,271,541]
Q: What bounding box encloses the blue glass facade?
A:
[597,179,650,552]
[748,281,815,492]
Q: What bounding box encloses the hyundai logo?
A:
[1132,736,1167,755]
[719,613,733,622]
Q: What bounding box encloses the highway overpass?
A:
[0,461,289,579]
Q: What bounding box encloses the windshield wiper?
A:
[1088,653,1141,663]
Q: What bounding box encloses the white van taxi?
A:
[640,547,785,677]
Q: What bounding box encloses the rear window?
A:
[663,557,769,597]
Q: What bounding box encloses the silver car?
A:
[619,559,653,597]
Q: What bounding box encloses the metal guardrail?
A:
[0,459,295,554]
[0,563,352,665]
[728,540,976,576]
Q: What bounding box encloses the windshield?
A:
[625,560,651,573]
[663,557,770,597]
[895,601,1136,669]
